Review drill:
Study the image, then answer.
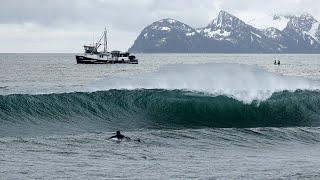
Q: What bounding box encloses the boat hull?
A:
[76,55,138,64]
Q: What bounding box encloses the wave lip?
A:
[1,89,320,136]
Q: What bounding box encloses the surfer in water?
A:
[108,131,131,140]
[108,131,141,142]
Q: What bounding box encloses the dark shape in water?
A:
[108,131,130,140]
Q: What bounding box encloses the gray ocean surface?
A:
[1,53,320,179]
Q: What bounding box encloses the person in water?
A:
[277,60,281,65]
[108,131,130,140]
[274,60,277,65]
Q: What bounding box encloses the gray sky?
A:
[1,0,320,53]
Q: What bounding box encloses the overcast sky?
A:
[1,0,320,53]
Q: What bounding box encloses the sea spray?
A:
[89,63,320,103]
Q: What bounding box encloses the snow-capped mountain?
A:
[198,10,283,53]
[199,10,247,41]
[129,11,320,53]
[282,13,320,52]
[129,18,203,53]
[129,18,232,53]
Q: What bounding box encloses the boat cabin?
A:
[84,45,98,54]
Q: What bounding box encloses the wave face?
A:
[1,89,320,136]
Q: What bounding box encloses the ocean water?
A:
[1,53,320,179]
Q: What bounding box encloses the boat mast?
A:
[104,27,107,53]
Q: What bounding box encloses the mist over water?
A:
[91,63,320,103]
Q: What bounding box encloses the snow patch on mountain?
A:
[161,27,171,31]
[186,32,195,36]
[251,31,262,38]
[202,28,231,39]
[167,19,176,24]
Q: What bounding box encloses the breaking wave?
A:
[1,89,320,136]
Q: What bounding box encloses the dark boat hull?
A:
[76,55,138,64]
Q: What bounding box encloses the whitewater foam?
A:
[89,63,319,103]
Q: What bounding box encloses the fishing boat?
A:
[76,28,138,64]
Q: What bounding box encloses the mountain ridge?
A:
[129,10,320,53]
